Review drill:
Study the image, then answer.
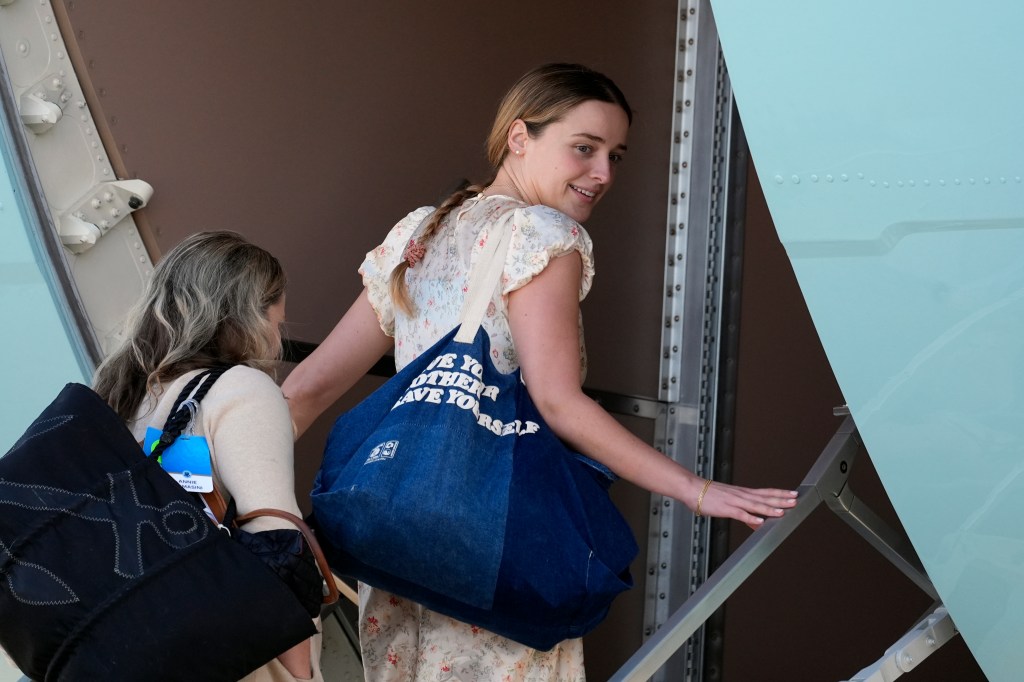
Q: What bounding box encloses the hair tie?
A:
[402,239,427,268]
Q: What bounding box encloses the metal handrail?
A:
[610,416,936,681]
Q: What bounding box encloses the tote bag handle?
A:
[454,212,514,343]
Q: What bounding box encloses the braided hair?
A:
[388,63,631,315]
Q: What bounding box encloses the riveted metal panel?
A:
[644,1,736,679]
[0,0,155,356]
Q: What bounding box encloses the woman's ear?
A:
[507,119,529,156]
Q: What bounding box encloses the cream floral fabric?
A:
[356,193,594,681]
[358,584,585,682]
[360,193,594,377]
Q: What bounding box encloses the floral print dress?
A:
[357,194,595,681]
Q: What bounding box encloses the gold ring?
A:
[695,479,713,517]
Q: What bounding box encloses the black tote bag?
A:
[0,375,316,681]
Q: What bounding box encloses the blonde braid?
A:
[388,182,486,315]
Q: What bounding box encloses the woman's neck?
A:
[482,168,527,202]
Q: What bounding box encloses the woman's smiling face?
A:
[515,99,629,223]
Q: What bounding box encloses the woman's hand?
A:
[686,478,799,531]
[508,253,798,530]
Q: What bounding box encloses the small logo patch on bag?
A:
[365,440,399,464]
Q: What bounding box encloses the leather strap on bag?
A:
[235,508,340,607]
[159,370,339,609]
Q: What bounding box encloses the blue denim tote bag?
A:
[312,215,637,651]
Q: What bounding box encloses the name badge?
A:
[143,426,215,493]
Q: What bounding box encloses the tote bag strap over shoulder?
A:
[455,213,514,343]
[153,367,232,520]
[405,203,512,343]
[151,366,230,461]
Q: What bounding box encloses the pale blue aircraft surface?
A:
[706,2,1024,680]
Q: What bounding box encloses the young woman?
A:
[283,63,797,680]
[93,231,323,682]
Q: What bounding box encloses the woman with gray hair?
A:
[93,230,322,681]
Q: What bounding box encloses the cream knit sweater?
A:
[129,365,303,533]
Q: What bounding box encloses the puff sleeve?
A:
[358,206,434,335]
[501,204,595,301]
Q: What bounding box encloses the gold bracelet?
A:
[695,478,713,517]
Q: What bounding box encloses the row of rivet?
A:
[649,0,702,644]
[6,0,149,277]
[774,172,1023,187]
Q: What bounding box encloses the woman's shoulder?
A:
[494,201,595,297]
[129,366,284,437]
[201,366,291,431]
[362,205,436,273]
[201,366,285,411]
[469,194,576,223]
[392,205,436,238]
[517,202,582,228]
[214,365,281,393]
[467,195,589,243]
[511,204,592,255]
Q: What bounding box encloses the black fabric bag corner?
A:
[0,381,315,682]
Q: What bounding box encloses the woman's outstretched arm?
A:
[282,289,394,439]
[507,252,797,528]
